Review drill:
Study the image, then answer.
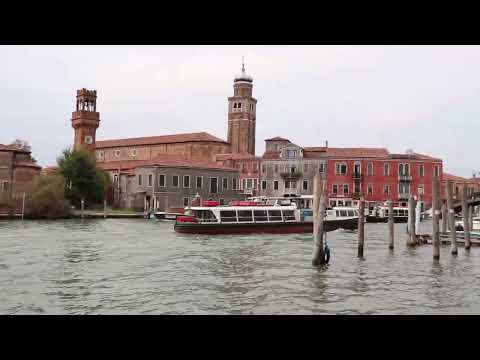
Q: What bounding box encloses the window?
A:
[354,182,360,193]
[114,150,120,158]
[246,178,253,189]
[286,150,297,158]
[242,163,247,172]
[319,163,325,173]
[238,210,253,222]
[220,210,237,222]
[2,181,9,192]
[303,180,308,190]
[367,162,373,176]
[285,180,297,189]
[399,182,410,195]
[148,174,153,187]
[304,164,308,172]
[274,164,279,173]
[368,184,373,195]
[222,177,228,190]
[261,180,267,190]
[233,103,237,109]
[343,184,349,195]
[383,185,390,195]
[196,176,203,189]
[434,165,440,178]
[210,177,218,194]
[418,185,424,196]
[353,162,361,177]
[384,163,389,176]
[335,163,347,175]
[262,164,267,173]
[158,174,166,187]
[113,174,119,184]
[399,163,410,176]
[98,151,104,160]
[131,148,137,157]
[183,197,189,207]
[253,210,268,222]
[333,184,338,194]
[253,162,258,172]
[419,164,425,177]
[238,102,242,109]
[283,210,295,221]
[183,175,190,188]
[172,175,179,188]
[232,178,237,190]
[253,179,258,189]
[268,210,282,221]
[273,180,279,190]
[138,174,142,186]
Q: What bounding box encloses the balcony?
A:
[352,192,363,200]
[398,175,412,181]
[243,189,253,195]
[352,172,362,180]
[280,171,303,179]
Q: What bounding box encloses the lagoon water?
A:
[1,218,480,314]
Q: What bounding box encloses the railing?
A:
[280,171,303,179]
[398,175,412,181]
[352,192,363,199]
[352,173,362,180]
[243,189,253,195]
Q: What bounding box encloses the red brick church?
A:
[71,62,261,207]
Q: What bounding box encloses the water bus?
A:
[174,200,359,235]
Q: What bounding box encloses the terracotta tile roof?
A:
[389,152,442,162]
[95,132,228,149]
[303,146,327,152]
[0,144,30,153]
[98,154,237,172]
[264,136,290,142]
[262,151,280,160]
[215,153,261,161]
[327,147,390,158]
[14,161,41,169]
[443,172,468,182]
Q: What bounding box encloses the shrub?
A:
[25,174,71,219]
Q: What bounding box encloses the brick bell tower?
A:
[227,59,257,155]
[71,88,100,152]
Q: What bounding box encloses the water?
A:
[1,219,480,314]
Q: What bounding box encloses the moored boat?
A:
[173,201,358,235]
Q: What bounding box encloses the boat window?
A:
[347,210,355,217]
[384,209,389,217]
[199,210,217,222]
[336,210,340,217]
[340,210,348,217]
[253,210,268,222]
[393,210,399,216]
[238,210,253,222]
[220,210,237,222]
[268,210,282,222]
[283,210,295,221]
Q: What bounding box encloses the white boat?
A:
[455,216,480,231]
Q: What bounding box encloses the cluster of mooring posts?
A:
[311,174,477,266]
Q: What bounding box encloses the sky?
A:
[1,45,479,177]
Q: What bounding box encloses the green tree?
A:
[25,174,71,219]
[57,149,111,208]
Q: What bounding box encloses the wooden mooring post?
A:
[469,206,474,235]
[462,187,471,250]
[21,192,26,221]
[446,180,458,255]
[388,199,394,250]
[432,177,440,260]
[104,199,107,219]
[312,174,327,266]
[358,199,365,258]
[81,198,85,219]
[407,196,417,246]
[441,201,448,233]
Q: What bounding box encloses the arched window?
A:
[238,102,242,109]
[233,103,237,109]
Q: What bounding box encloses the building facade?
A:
[326,148,443,209]
[100,155,242,211]
[0,143,41,197]
[259,137,327,198]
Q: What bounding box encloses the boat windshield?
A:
[194,210,217,222]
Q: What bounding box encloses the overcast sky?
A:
[1,45,479,177]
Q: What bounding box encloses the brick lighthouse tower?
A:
[227,59,257,155]
[71,88,100,152]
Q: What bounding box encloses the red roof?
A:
[95,132,228,149]
[0,144,30,153]
[303,146,327,152]
[14,161,41,169]
[262,151,280,160]
[443,172,468,182]
[98,154,237,172]
[326,147,390,158]
[389,152,442,161]
[264,136,290,142]
[215,153,261,161]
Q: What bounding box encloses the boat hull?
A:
[174,218,358,235]
[365,216,408,223]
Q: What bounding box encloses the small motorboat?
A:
[154,212,183,221]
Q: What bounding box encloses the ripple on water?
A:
[1,219,480,314]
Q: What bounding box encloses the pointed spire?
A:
[234,56,253,83]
